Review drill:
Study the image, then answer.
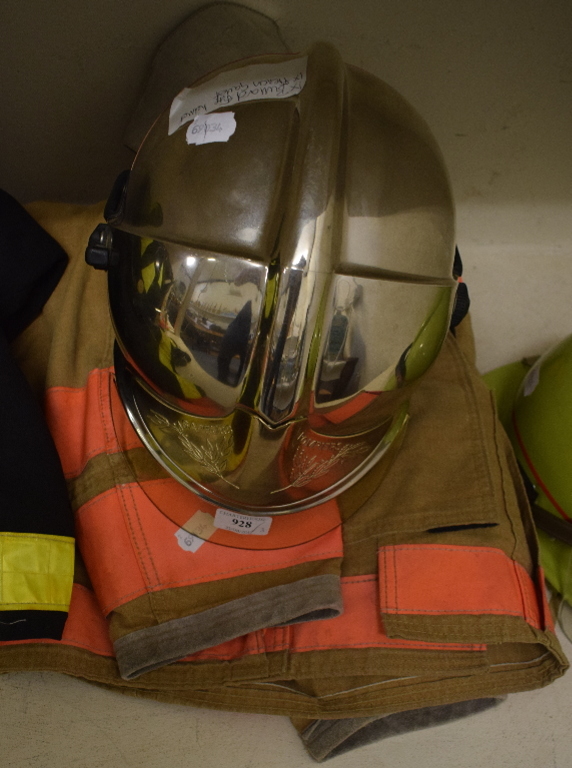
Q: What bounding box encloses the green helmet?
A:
[512,335,572,521]
[485,334,572,604]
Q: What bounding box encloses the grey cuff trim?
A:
[115,573,342,680]
[301,697,506,762]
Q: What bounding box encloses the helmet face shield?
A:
[99,42,457,517]
[110,228,454,514]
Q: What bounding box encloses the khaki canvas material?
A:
[2,202,567,760]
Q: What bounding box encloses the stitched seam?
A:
[47,538,53,604]
[108,550,343,588]
[58,638,114,654]
[124,483,161,586]
[449,336,498,524]
[381,549,388,613]
[45,367,115,394]
[51,369,108,478]
[289,640,484,651]
[116,485,154,588]
[0,603,71,610]
[392,545,398,613]
[65,445,138,482]
[62,443,108,479]
[99,368,116,457]
[75,486,119,515]
[0,533,74,543]
[7,637,114,654]
[99,556,343,613]
[491,393,519,559]
[512,560,530,623]
[378,544,515,556]
[513,560,540,629]
[186,640,484,658]
[96,373,159,596]
[380,607,528,616]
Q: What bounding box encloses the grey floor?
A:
[1,1,571,765]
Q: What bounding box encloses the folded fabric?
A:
[0,191,74,641]
[1,201,566,761]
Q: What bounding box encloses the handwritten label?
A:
[175,529,205,552]
[186,112,236,145]
[213,508,272,536]
[169,57,307,135]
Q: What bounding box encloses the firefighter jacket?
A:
[0,201,567,761]
[0,190,74,642]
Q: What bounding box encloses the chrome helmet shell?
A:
[95,43,457,515]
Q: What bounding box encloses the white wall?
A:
[1,0,570,370]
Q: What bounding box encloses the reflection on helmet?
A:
[95,42,458,515]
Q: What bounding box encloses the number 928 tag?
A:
[213,508,272,536]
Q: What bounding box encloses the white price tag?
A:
[214,508,272,536]
[175,529,205,552]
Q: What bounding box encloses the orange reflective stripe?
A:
[76,482,343,615]
[288,576,484,653]
[3,584,114,656]
[378,544,548,630]
[45,368,141,478]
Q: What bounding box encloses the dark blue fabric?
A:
[0,189,73,640]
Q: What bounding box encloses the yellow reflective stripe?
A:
[158,336,201,399]
[0,532,74,612]
[140,237,154,253]
[141,261,156,292]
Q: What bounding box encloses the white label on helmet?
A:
[175,529,206,552]
[214,508,273,536]
[523,364,541,396]
[169,56,307,135]
[186,112,237,145]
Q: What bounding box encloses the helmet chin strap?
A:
[124,3,289,153]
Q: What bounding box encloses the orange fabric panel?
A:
[287,576,484,653]
[182,629,267,662]
[378,544,546,630]
[76,482,344,615]
[75,487,149,615]
[3,584,114,656]
[60,585,114,655]
[44,368,141,478]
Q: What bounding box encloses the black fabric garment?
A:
[450,247,470,333]
[0,189,73,640]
